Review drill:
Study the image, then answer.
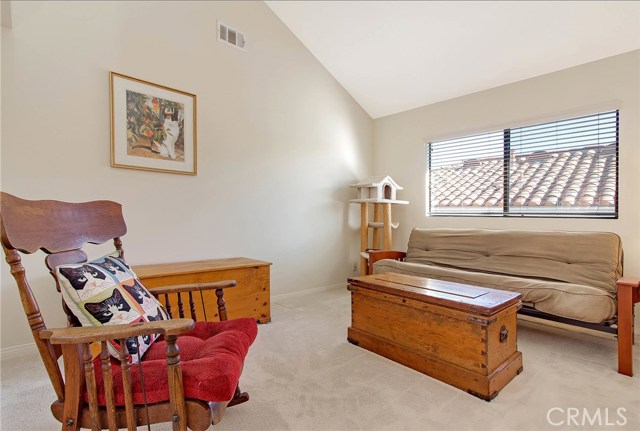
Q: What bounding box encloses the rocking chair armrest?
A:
[40,318,195,345]
[150,280,237,295]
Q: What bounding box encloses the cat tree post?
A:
[360,203,369,276]
[383,203,392,249]
[349,176,409,275]
[372,204,382,249]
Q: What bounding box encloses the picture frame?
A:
[110,72,197,175]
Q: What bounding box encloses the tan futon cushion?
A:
[374,260,616,323]
[406,229,622,294]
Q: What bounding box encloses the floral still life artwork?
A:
[110,72,197,175]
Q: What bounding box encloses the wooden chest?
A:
[347,273,523,400]
[134,257,271,323]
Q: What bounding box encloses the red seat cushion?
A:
[90,318,258,405]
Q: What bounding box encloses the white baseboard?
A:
[0,342,37,362]
[271,282,346,300]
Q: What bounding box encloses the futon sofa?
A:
[368,228,639,376]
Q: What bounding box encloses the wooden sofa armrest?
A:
[40,318,195,344]
[616,277,640,305]
[367,250,406,275]
[615,277,640,377]
[617,277,640,289]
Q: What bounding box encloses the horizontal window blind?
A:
[427,110,619,218]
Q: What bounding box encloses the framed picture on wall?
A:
[110,72,197,175]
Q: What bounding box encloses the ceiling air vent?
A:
[218,21,246,51]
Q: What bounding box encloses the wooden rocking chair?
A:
[0,192,258,431]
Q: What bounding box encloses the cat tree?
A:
[349,176,408,275]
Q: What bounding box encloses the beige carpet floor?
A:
[1,287,638,430]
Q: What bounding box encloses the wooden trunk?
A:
[134,257,272,323]
[347,273,523,401]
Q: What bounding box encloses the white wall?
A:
[374,50,640,276]
[0,1,372,350]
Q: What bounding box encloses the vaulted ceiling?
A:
[266,1,640,119]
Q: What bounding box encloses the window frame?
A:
[426,110,619,219]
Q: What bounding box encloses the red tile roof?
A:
[431,144,616,208]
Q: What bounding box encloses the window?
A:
[427,110,618,218]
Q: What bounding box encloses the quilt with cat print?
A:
[57,253,169,363]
